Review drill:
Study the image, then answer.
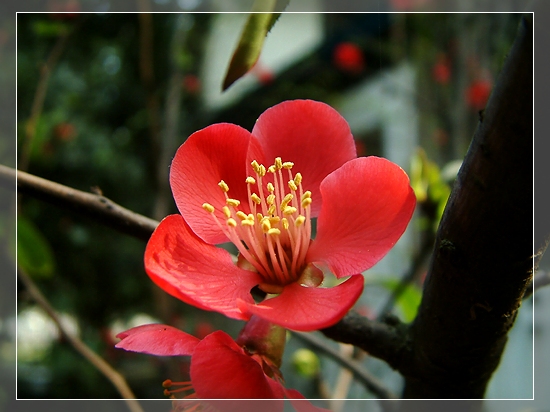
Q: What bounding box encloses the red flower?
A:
[145,100,416,331]
[432,54,451,85]
[332,42,365,74]
[115,322,328,411]
[465,79,492,111]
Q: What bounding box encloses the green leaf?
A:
[370,278,422,322]
[222,0,283,90]
[17,216,55,279]
[31,20,70,37]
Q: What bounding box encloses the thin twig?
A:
[292,331,397,400]
[20,23,74,172]
[18,268,144,412]
[1,164,158,240]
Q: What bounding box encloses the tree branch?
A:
[292,330,397,400]
[1,165,158,240]
[401,16,536,398]
[18,268,144,412]
[322,311,411,374]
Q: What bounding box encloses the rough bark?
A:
[402,16,533,398]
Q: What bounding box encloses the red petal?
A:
[170,123,254,245]
[198,400,283,412]
[115,324,199,356]
[250,100,356,216]
[144,215,262,320]
[307,157,416,278]
[238,275,364,331]
[191,331,281,399]
[286,389,332,412]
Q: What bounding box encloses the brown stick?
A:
[1,165,158,240]
[18,268,144,412]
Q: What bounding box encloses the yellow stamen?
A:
[288,180,298,191]
[282,218,289,230]
[294,173,302,185]
[282,161,294,169]
[283,206,297,215]
[246,176,256,185]
[226,218,237,227]
[274,157,283,170]
[222,206,231,218]
[261,218,271,233]
[268,228,281,236]
[267,182,275,193]
[251,193,261,204]
[236,211,248,220]
[281,194,293,208]
[202,203,215,213]
[226,198,240,207]
[218,180,229,192]
[295,215,306,227]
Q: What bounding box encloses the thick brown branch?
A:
[322,311,411,374]
[402,16,534,398]
[1,165,158,240]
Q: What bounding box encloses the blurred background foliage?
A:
[10,2,526,405]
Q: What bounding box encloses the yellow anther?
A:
[268,165,276,173]
[241,219,255,227]
[282,218,289,230]
[236,211,248,220]
[267,182,275,193]
[246,176,256,185]
[269,216,281,225]
[222,206,231,218]
[274,157,283,170]
[267,194,276,204]
[283,206,298,215]
[302,191,312,200]
[259,165,266,177]
[282,161,294,169]
[302,197,312,208]
[257,212,264,221]
[202,203,215,213]
[294,173,302,185]
[251,160,261,173]
[280,193,293,208]
[288,180,298,191]
[226,218,237,228]
[261,218,271,232]
[251,193,261,204]
[295,215,306,227]
[218,180,229,192]
[268,204,276,216]
[248,213,255,220]
[267,228,281,236]
[226,198,241,207]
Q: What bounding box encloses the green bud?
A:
[292,348,320,378]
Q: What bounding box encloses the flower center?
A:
[202,157,313,293]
